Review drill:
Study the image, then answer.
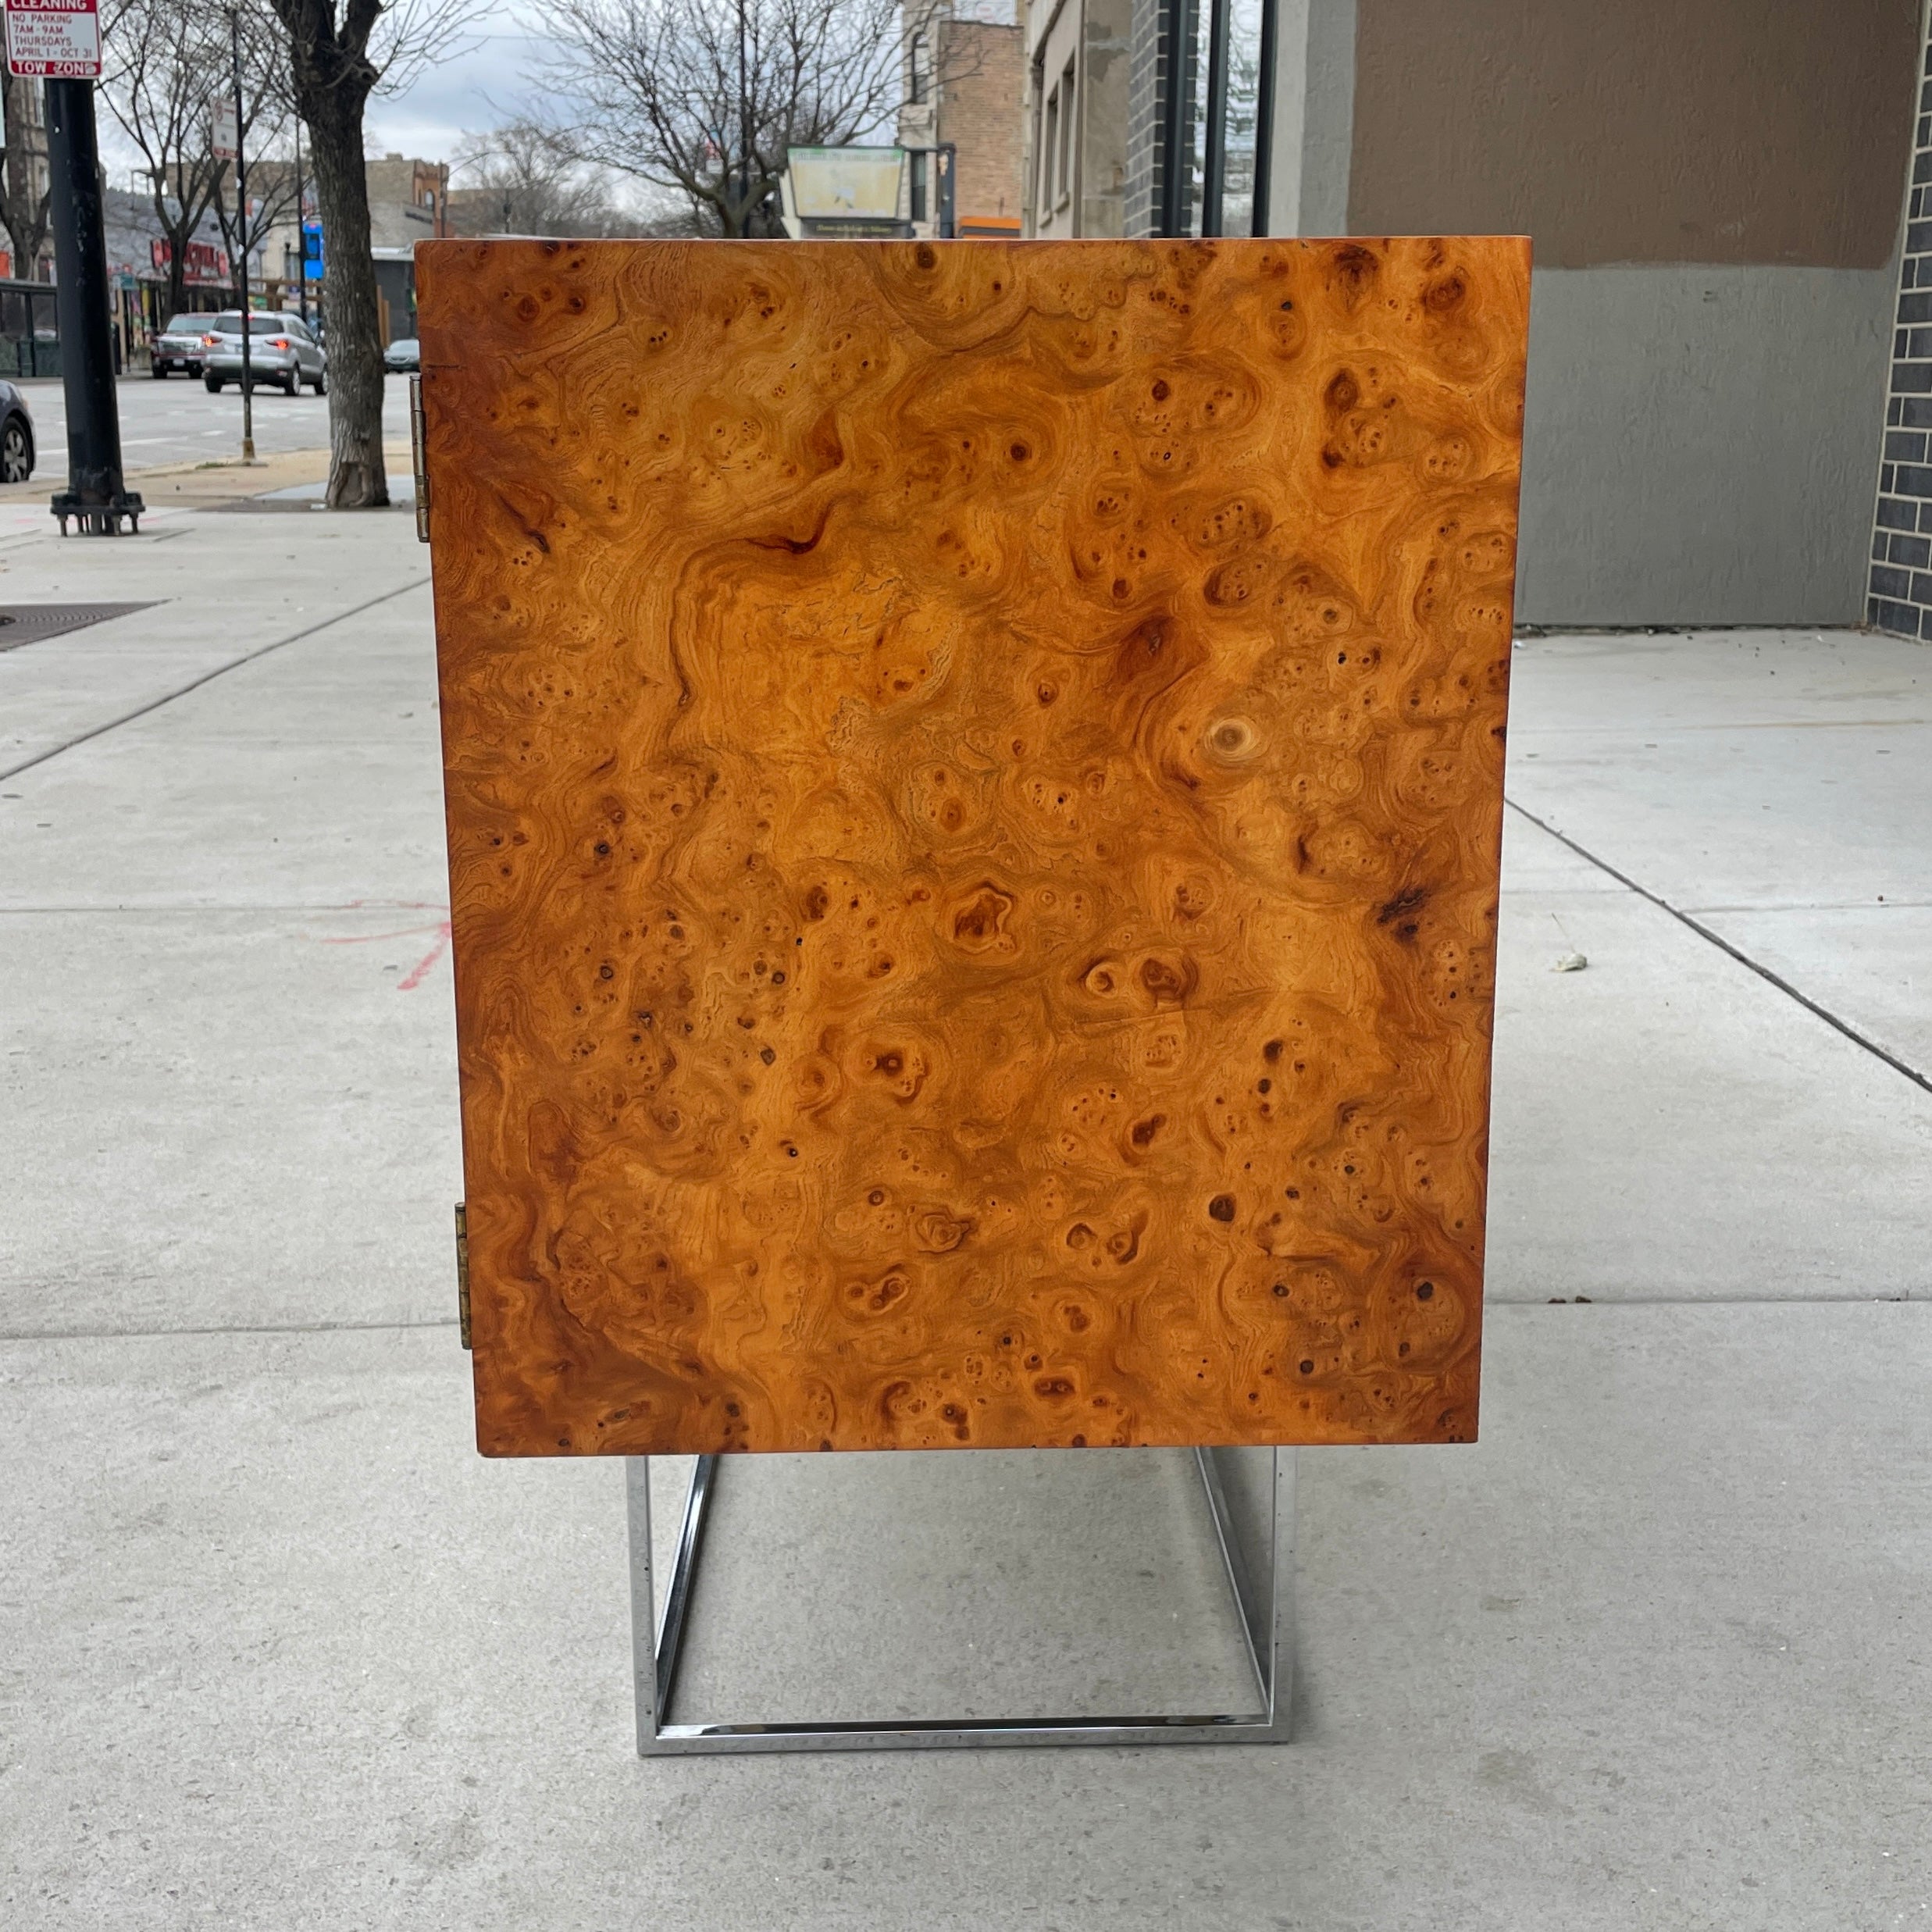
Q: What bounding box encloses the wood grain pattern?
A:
[418,236,1529,1459]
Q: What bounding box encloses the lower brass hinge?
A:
[410,372,430,543]
[454,1200,472,1349]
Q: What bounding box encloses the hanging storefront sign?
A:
[149,237,230,284]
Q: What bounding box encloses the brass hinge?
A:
[410,372,430,544]
[454,1200,472,1349]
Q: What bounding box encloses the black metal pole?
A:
[231,9,255,462]
[1201,0,1230,237]
[736,0,749,233]
[1157,0,1196,237]
[1250,0,1278,235]
[44,80,141,536]
[294,112,308,326]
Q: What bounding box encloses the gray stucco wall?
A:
[1264,0,1356,237]
[1080,0,1133,236]
[1264,2,1907,629]
[1349,0,1918,273]
[1516,266,1898,627]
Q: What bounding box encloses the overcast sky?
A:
[364,7,547,161]
[96,3,548,178]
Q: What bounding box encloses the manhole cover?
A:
[0,603,158,651]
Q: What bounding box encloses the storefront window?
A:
[1159,0,1276,238]
[0,282,60,377]
[1215,0,1270,238]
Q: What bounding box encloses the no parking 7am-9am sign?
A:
[4,0,102,79]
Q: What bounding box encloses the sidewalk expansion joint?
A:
[0,1317,463,1343]
[1506,797,1932,1099]
[0,576,431,783]
[0,1304,1923,1349]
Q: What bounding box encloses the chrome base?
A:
[626,1445,1296,1755]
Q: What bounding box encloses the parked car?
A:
[202,312,326,395]
[151,313,220,378]
[0,380,33,482]
[383,337,420,373]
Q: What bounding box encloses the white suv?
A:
[202,312,327,396]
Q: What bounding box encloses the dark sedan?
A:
[0,380,33,482]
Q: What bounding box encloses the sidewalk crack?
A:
[0,576,430,782]
[1506,798,1932,1099]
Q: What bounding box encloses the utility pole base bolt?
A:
[51,490,145,536]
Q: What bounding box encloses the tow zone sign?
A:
[5,0,102,80]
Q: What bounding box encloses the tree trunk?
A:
[305,91,386,508]
[0,75,49,276]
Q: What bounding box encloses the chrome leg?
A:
[624,1454,657,1751]
[626,1445,1296,1756]
[1193,1445,1295,1735]
[626,1453,719,1750]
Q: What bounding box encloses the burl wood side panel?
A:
[418,236,1529,1458]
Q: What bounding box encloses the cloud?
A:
[95,4,553,176]
[365,25,552,159]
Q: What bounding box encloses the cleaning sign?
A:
[4,0,102,79]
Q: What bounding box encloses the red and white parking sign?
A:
[4,0,102,80]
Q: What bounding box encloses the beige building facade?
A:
[1022,0,1132,238]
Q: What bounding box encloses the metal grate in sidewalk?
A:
[0,603,159,651]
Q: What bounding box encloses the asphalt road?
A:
[14,372,414,473]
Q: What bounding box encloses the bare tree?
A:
[210,150,307,311]
[265,0,472,508]
[536,0,932,237]
[447,118,633,238]
[99,0,288,319]
[0,74,50,280]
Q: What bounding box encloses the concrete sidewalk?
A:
[1,505,1927,1930]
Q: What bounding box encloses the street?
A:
[0,487,1926,1929]
[14,372,414,473]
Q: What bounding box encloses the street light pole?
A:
[43,79,141,534]
[230,6,254,463]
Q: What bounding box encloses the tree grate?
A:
[0,604,159,651]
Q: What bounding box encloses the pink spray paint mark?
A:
[319,900,453,991]
[396,921,452,990]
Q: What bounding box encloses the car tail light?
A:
[266,337,289,349]
[201,334,219,346]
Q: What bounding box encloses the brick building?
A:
[899,2,1027,238]
[364,154,448,248]
[1867,23,1932,637]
